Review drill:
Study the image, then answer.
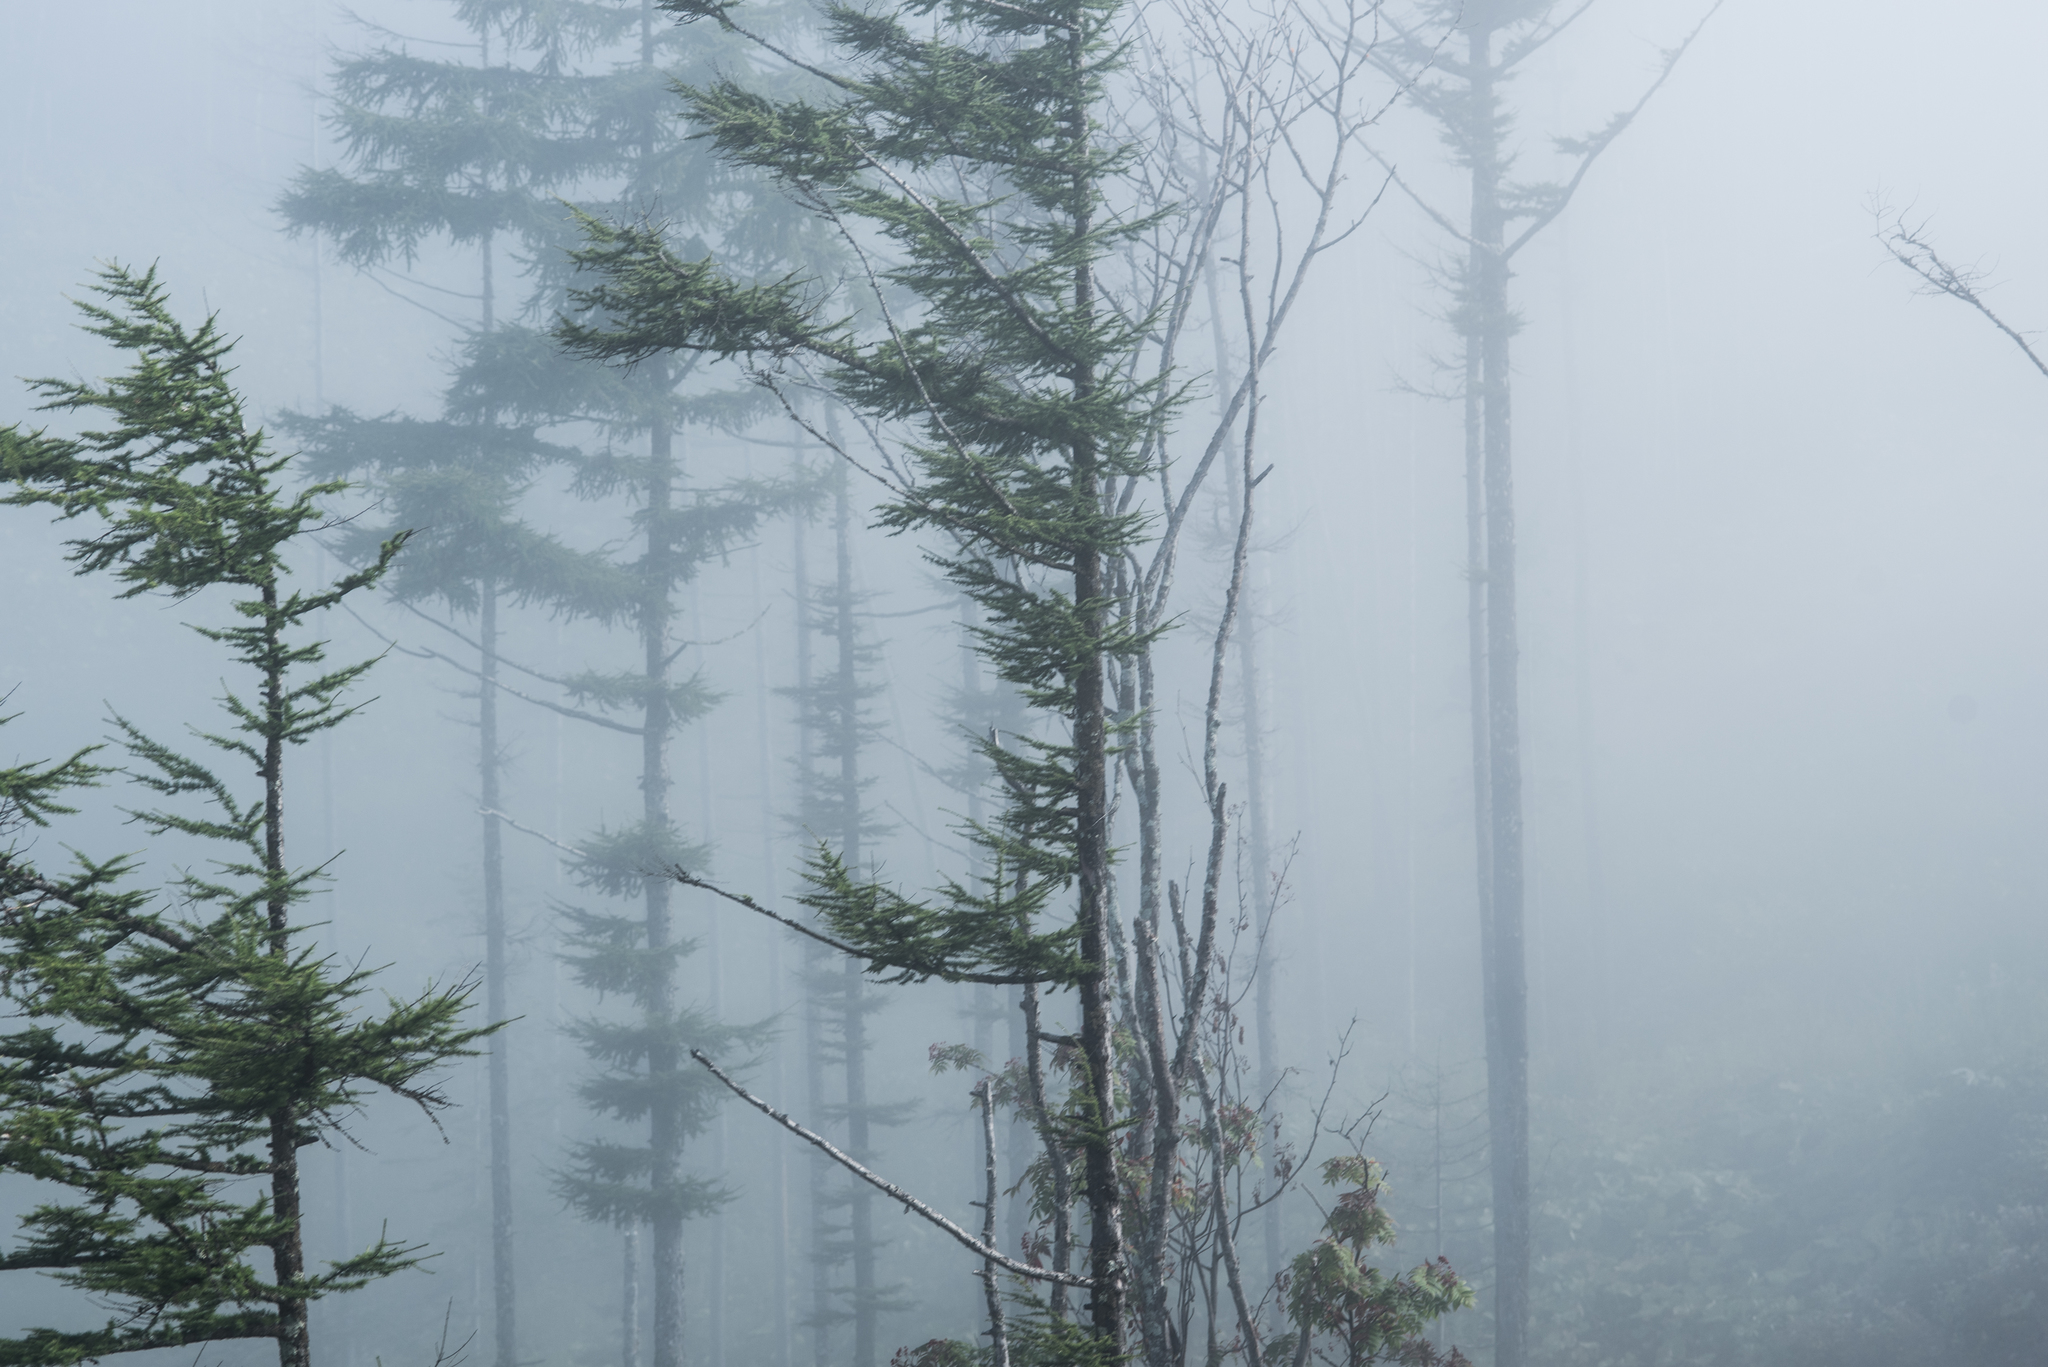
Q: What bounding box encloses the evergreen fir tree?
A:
[0,265,490,1367]
[556,0,1175,1353]
[279,16,626,1362]
[285,9,817,1363]
[439,10,815,1357]
[784,462,914,1367]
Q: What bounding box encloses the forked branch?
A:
[1878,206,2048,380]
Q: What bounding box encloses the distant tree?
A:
[0,265,490,1367]
[1369,7,1720,1358]
[785,461,916,1367]
[554,0,1174,1347]
[279,13,625,1361]
[280,406,627,1367]
[288,7,816,1365]
[551,0,1446,1364]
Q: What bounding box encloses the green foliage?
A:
[560,0,1172,992]
[796,843,1084,987]
[0,266,492,1366]
[555,0,1186,1355]
[2,264,364,604]
[1284,1158,1474,1367]
[552,904,764,1227]
[879,1291,1133,1367]
[286,407,628,620]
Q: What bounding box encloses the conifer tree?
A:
[286,10,813,1364]
[0,265,490,1367]
[557,3,1441,1365]
[784,463,914,1367]
[280,16,624,1361]
[555,0,1172,1352]
[1369,9,1718,1358]
[282,410,627,1367]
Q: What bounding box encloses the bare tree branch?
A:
[1502,0,1726,260]
[1877,206,2048,379]
[689,1049,1091,1288]
[664,866,1049,986]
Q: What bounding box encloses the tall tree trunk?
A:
[476,199,518,1367]
[260,583,312,1367]
[480,582,517,1367]
[627,10,689,1360]
[1065,20,1124,1351]
[644,411,687,1367]
[793,490,834,1367]
[830,465,880,1367]
[1463,21,1530,1366]
[751,465,793,1367]
[691,573,724,1367]
[1222,396,1281,1297]
[624,1227,642,1367]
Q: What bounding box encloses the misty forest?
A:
[3,2,2045,1366]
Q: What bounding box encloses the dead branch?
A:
[689,1049,1090,1289]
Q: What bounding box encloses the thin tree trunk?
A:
[644,411,687,1367]
[480,583,516,1367]
[629,7,689,1359]
[624,1227,642,1367]
[751,463,793,1367]
[1005,988,1031,1261]
[977,1080,1010,1367]
[259,582,312,1367]
[692,574,724,1367]
[1244,599,1278,1291]
[793,487,834,1367]
[1463,21,1530,1366]
[1020,977,1074,1320]
[832,465,880,1367]
[1133,922,1176,1367]
[1221,382,1281,1300]
[1194,1064,1262,1367]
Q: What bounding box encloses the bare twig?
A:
[664,865,1048,986]
[478,808,585,861]
[344,603,645,737]
[1878,207,2048,379]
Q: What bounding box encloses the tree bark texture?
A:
[1067,20,1125,1351]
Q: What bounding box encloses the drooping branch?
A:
[344,604,646,736]
[478,807,587,862]
[665,867,1052,986]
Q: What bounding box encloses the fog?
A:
[4,2,2048,1365]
